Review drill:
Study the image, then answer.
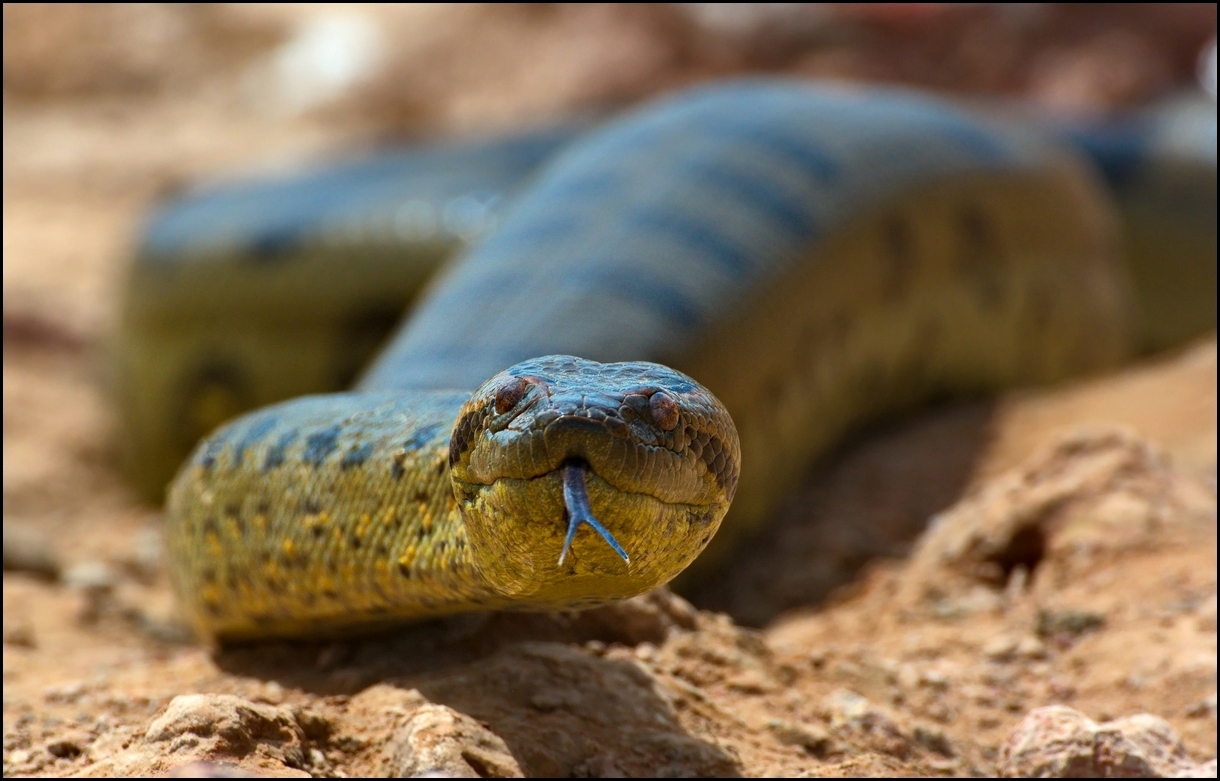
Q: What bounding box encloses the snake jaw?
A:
[559,460,631,567]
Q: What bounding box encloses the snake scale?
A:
[122,81,1214,642]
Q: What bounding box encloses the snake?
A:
[114,80,1215,642]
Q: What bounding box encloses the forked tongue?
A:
[559,461,630,566]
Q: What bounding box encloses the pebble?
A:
[62,561,118,592]
[1185,694,1217,718]
[379,702,523,778]
[1037,609,1106,638]
[999,705,1214,778]
[43,681,87,705]
[912,725,953,757]
[3,620,37,648]
[765,719,832,756]
[983,636,1019,661]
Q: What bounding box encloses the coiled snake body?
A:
[147,82,1212,642]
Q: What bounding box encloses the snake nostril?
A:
[649,391,679,431]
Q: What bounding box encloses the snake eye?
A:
[649,391,679,431]
[494,377,528,414]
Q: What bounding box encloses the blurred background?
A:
[5,2,1215,340]
[3,1,1217,587]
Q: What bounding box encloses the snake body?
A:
[153,81,1200,641]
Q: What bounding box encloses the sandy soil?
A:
[3,5,1216,777]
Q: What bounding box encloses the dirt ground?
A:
[3,5,1216,778]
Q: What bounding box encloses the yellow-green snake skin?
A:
[134,82,1213,642]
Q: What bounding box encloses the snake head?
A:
[447,355,739,606]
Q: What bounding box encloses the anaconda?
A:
[116,81,1215,642]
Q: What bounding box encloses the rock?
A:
[379,703,523,778]
[2,524,60,580]
[999,705,1207,778]
[144,694,312,771]
[898,428,1216,611]
[566,587,699,645]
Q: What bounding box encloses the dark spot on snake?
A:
[398,562,413,578]
[233,415,278,467]
[340,441,374,469]
[201,567,216,584]
[412,490,429,503]
[198,437,225,471]
[224,503,241,518]
[300,592,316,607]
[303,425,341,467]
[259,551,272,564]
[958,207,995,273]
[375,543,388,557]
[348,534,362,550]
[435,460,446,477]
[246,227,299,263]
[322,589,339,601]
[202,518,218,536]
[256,499,271,514]
[311,526,325,539]
[391,451,408,479]
[958,206,1006,310]
[263,430,298,471]
[448,408,485,467]
[204,600,221,617]
[403,423,443,453]
[630,209,753,280]
[883,215,914,300]
[302,498,321,514]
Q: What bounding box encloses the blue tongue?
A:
[558,461,631,567]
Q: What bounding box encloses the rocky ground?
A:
[3,5,1216,777]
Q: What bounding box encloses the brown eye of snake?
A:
[649,390,679,431]
[494,377,528,414]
